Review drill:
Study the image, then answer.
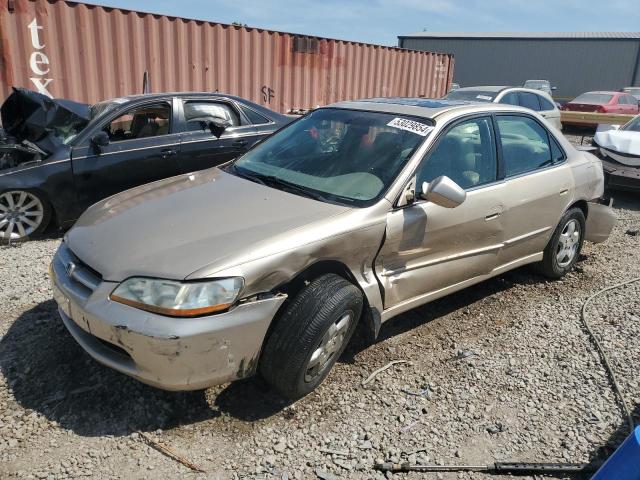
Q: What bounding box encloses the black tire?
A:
[0,190,51,243]
[260,274,363,400]
[536,207,585,279]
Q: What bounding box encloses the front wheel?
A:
[537,207,585,279]
[260,274,363,400]
[0,190,51,243]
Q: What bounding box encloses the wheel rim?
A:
[304,311,353,383]
[556,219,581,268]
[0,191,44,241]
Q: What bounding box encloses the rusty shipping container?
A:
[0,0,454,113]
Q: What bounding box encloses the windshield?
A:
[232,108,431,206]
[445,90,496,102]
[572,93,613,105]
[622,116,640,133]
[524,81,549,88]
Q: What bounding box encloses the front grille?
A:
[54,243,103,299]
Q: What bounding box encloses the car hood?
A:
[594,129,640,165]
[0,87,90,153]
[66,168,351,281]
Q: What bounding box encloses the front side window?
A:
[184,101,239,131]
[104,103,171,142]
[518,92,541,111]
[497,115,553,177]
[499,92,519,106]
[618,96,628,105]
[233,108,429,205]
[416,117,497,190]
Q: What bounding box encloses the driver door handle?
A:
[160,148,177,158]
[232,139,248,148]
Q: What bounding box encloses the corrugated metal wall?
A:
[400,37,640,101]
[0,0,454,112]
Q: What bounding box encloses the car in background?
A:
[622,87,640,103]
[562,91,639,115]
[449,83,460,92]
[523,79,556,95]
[51,98,614,398]
[593,114,640,191]
[0,88,290,242]
[445,86,562,130]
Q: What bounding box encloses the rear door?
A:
[70,99,181,211]
[177,98,261,173]
[494,114,570,267]
[377,115,505,311]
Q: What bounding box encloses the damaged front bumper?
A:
[600,157,640,192]
[50,245,286,391]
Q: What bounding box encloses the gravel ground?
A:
[1,133,639,480]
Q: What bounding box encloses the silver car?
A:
[50,98,615,399]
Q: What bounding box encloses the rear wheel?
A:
[260,274,363,399]
[537,208,585,279]
[0,190,51,242]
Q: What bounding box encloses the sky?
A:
[89,0,638,46]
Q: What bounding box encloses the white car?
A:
[593,114,640,191]
[445,86,562,131]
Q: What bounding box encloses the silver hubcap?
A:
[0,191,44,240]
[305,311,353,382]
[556,219,581,267]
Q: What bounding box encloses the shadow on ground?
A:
[0,266,544,436]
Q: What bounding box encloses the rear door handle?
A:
[559,188,569,196]
[232,139,248,148]
[485,212,502,221]
[161,148,177,158]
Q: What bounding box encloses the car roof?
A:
[580,91,621,95]
[451,86,510,93]
[328,97,532,120]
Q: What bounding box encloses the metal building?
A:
[398,32,640,101]
[0,0,454,113]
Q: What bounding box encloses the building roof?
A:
[398,32,640,40]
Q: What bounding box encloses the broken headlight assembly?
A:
[110,277,243,317]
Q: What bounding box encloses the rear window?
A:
[518,92,541,111]
[445,90,496,102]
[572,93,613,105]
[539,96,556,111]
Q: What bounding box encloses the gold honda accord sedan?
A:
[50,98,615,399]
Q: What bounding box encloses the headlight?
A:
[110,277,243,317]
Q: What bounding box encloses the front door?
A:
[376,116,505,313]
[71,100,181,212]
[177,100,259,173]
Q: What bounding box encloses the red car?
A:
[562,91,639,114]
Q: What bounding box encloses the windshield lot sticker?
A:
[387,118,433,136]
[476,95,493,100]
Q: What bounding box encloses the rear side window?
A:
[499,92,519,106]
[618,96,627,105]
[183,101,240,131]
[417,116,497,190]
[497,115,553,177]
[518,92,541,111]
[538,95,556,111]
[240,105,271,125]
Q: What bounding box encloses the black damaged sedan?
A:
[0,88,290,242]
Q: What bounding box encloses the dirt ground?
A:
[1,132,639,480]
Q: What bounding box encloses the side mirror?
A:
[91,131,110,150]
[420,175,466,208]
[208,117,231,138]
